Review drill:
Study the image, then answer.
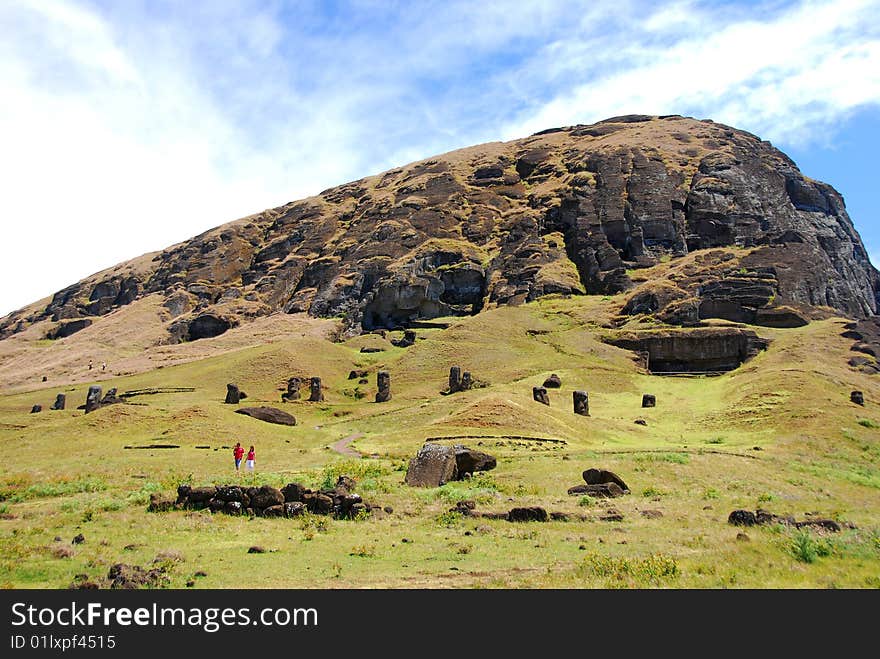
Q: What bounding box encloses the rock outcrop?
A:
[3,115,876,342]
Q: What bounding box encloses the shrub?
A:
[857,419,879,429]
[579,552,679,585]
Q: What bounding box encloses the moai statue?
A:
[225,383,241,404]
[309,377,324,402]
[51,393,66,410]
[282,377,302,402]
[532,386,550,406]
[448,366,462,393]
[642,394,656,408]
[573,390,589,416]
[30,404,42,414]
[851,390,865,405]
[375,371,391,403]
[85,385,103,413]
[460,371,473,391]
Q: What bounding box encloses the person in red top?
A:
[233,442,244,471]
[245,446,255,472]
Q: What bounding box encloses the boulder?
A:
[756,509,795,526]
[50,393,66,410]
[375,370,391,403]
[851,390,864,405]
[309,377,324,402]
[728,510,757,526]
[582,468,629,492]
[567,482,624,498]
[147,493,175,512]
[507,507,549,522]
[795,518,841,533]
[107,563,169,589]
[283,502,306,518]
[186,486,217,504]
[348,369,368,380]
[532,386,550,406]
[281,482,308,502]
[391,329,417,347]
[250,485,284,510]
[225,383,242,404]
[543,373,562,388]
[215,486,245,503]
[599,509,624,522]
[453,446,497,475]
[404,443,458,487]
[334,476,356,494]
[642,394,656,408]
[573,390,589,416]
[234,406,297,426]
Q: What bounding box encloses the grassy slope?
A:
[1,296,878,588]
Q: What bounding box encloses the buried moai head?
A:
[375,370,391,403]
[532,386,550,406]
[573,390,589,416]
[309,377,324,402]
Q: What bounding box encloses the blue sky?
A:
[1,0,879,315]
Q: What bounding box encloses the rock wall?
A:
[2,114,877,340]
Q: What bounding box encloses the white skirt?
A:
[245,459,255,470]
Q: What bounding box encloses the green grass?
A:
[0,303,878,588]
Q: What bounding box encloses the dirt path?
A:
[331,432,364,458]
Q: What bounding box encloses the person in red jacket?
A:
[246,446,255,472]
[233,442,244,471]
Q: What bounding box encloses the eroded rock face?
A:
[3,115,876,342]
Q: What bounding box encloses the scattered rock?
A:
[507,507,549,522]
[72,534,85,545]
[147,493,176,512]
[634,418,647,426]
[728,510,758,526]
[247,546,266,554]
[795,518,842,533]
[532,386,550,406]
[375,370,392,403]
[453,445,496,476]
[391,329,417,347]
[107,563,169,589]
[582,468,629,492]
[234,406,297,426]
[30,404,41,414]
[736,532,750,542]
[599,509,624,522]
[573,390,589,416]
[567,483,624,498]
[543,374,562,388]
[348,369,368,380]
[360,347,384,353]
[640,509,663,519]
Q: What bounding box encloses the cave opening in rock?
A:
[606,329,770,375]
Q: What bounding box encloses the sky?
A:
[1,0,879,316]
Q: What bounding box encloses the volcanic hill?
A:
[2,115,880,589]
[2,113,878,348]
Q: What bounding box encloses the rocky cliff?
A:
[2,114,877,341]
